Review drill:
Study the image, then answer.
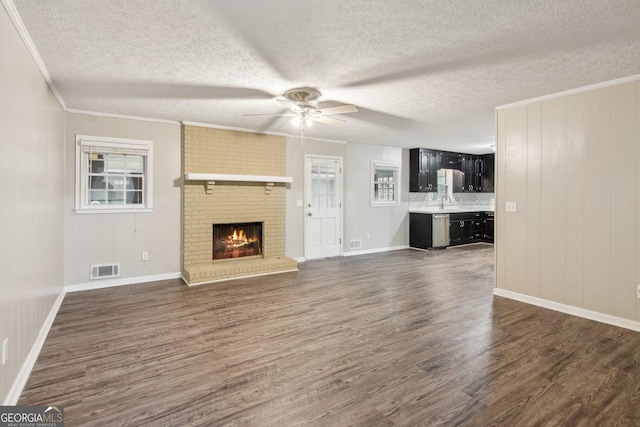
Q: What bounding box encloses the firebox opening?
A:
[212,222,263,260]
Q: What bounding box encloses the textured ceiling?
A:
[10,0,640,153]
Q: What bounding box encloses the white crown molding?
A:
[4,288,66,405]
[182,121,348,144]
[287,135,348,145]
[2,0,67,110]
[496,73,640,110]
[493,288,640,333]
[67,109,180,124]
[182,120,290,136]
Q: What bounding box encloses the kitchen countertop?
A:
[409,205,495,214]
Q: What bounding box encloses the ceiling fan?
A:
[244,87,358,130]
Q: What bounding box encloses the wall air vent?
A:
[90,263,120,279]
[349,240,362,250]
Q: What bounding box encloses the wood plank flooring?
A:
[19,245,640,426]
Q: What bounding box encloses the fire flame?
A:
[225,228,258,248]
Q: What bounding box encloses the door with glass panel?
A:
[305,157,342,260]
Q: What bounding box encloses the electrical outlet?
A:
[142,252,149,261]
[637,284,640,299]
[506,201,517,212]
[2,338,8,365]
[366,233,371,239]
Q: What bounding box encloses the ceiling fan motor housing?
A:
[284,88,321,103]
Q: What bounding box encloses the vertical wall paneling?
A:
[637,82,640,321]
[539,98,567,303]
[564,93,586,307]
[498,77,640,323]
[583,88,611,313]
[495,110,507,291]
[525,103,542,297]
[1,6,65,403]
[504,106,528,293]
[610,82,637,319]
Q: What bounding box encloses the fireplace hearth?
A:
[212,222,263,260]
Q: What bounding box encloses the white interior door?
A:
[305,157,342,260]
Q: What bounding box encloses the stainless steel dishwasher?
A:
[432,213,450,248]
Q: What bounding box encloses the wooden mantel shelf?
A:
[184,173,292,194]
[185,173,292,183]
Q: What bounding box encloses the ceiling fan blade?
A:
[243,113,295,117]
[280,117,297,129]
[313,115,346,126]
[277,99,303,112]
[318,105,358,115]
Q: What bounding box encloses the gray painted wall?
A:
[64,113,182,285]
[1,5,66,403]
[343,143,409,253]
[285,138,410,260]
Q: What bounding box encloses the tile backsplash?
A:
[410,192,495,207]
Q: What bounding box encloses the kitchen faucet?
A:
[440,194,452,209]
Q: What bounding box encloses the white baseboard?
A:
[493,288,640,333]
[4,288,66,405]
[64,272,182,293]
[294,257,306,263]
[342,245,409,257]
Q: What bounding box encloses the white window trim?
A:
[75,135,153,214]
[371,159,400,206]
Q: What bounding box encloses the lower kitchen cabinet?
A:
[410,211,494,249]
[483,211,494,243]
[449,212,479,246]
[409,213,432,250]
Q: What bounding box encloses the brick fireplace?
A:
[181,124,297,285]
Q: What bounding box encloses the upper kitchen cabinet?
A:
[439,152,463,171]
[410,148,439,192]
[462,153,494,192]
[481,153,494,193]
[410,148,494,193]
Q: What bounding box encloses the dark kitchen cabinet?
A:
[439,152,463,171]
[483,211,494,242]
[481,154,494,193]
[410,149,439,192]
[411,147,494,193]
[410,213,432,249]
[449,212,481,246]
[461,155,488,192]
[462,156,477,192]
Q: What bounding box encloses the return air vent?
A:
[349,239,362,250]
[90,263,120,279]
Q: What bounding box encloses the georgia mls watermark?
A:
[0,406,63,427]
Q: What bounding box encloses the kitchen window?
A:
[371,160,400,206]
[75,135,153,214]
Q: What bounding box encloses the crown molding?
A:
[2,0,67,110]
[496,73,640,110]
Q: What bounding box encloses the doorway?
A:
[305,156,343,260]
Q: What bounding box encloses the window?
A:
[75,135,153,214]
[371,160,400,206]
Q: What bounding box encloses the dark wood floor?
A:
[20,245,640,426]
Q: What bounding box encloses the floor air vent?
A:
[90,263,120,279]
[349,240,362,250]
